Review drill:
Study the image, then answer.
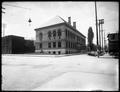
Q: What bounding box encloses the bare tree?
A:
[88,27,94,51]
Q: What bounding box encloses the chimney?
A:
[68,17,71,25]
[73,22,76,29]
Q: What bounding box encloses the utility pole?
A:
[104,30,106,50]
[2,7,6,37]
[95,1,99,46]
[101,29,103,50]
[98,19,104,51]
[98,20,101,49]
[100,19,104,50]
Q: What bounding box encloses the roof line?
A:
[57,16,68,23]
[35,23,65,31]
[35,16,86,38]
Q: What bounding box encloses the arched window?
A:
[48,31,51,39]
[53,30,56,38]
[39,33,43,41]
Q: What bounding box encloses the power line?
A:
[2,3,32,36]
[2,3,32,26]
[2,3,31,10]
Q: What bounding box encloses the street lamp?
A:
[28,18,32,26]
[2,3,32,26]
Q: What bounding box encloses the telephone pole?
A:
[95,1,99,46]
[98,20,101,49]
[100,19,104,50]
[2,7,6,37]
[104,30,106,50]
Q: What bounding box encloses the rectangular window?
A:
[65,29,67,37]
[39,33,42,41]
[68,31,69,38]
[69,42,70,48]
[48,42,51,48]
[53,51,56,54]
[58,42,61,48]
[48,51,51,54]
[71,42,72,48]
[53,42,56,48]
[58,51,61,54]
[66,51,68,54]
[39,43,42,49]
[66,41,68,48]
[112,35,115,40]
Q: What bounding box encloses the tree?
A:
[88,27,94,51]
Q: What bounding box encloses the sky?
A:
[2,1,119,44]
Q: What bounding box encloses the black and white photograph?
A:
[2,1,119,91]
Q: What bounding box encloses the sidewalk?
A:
[33,71,118,91]
[99,53,116,59]
[33,54,118,91]
[2,54,118,91]
[2,53,86,57]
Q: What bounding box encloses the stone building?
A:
[34,16,86,54]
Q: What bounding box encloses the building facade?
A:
[24,40,35,53]
[107,33,119,54]
[2,35,25,54]
[2,35,35,54]
[34,16,86,54]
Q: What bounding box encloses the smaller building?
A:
[24,40,35,53]
[107,33,119,54]
[2,35,35,54]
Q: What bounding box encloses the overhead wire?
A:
[2,3,31,10]
[3,3,32,26]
